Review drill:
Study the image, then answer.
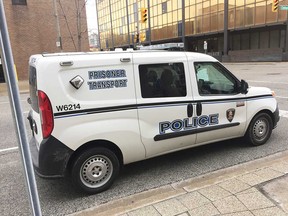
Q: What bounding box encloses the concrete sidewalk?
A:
[70,151,288,216]
[0,80,29,96]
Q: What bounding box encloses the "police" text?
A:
[159,114,219,134]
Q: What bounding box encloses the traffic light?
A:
[272,0,279,12]
[141,8,148,23]
[140,32,146,42]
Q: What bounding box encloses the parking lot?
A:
[0,62,287,216]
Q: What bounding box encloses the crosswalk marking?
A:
[280,110,288,118]
[0,147,18,153]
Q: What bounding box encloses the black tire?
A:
[245,112,273,146]
[71,147,120,194]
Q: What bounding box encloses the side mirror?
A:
[240,80,249,94]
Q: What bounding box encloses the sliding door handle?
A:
[196,102,202,116]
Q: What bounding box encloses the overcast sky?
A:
[86,0,98,34]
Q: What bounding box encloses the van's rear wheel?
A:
[245,113,272,146]
[71,147,120,194]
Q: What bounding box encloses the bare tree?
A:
[57,0,88,51]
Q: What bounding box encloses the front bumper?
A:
[30,135,74,178]
[272,104,280,129]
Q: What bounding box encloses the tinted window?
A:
[194,62,238,95]
[12,0,27,5]
[139,63,186,98]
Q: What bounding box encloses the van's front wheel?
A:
[71,147,120,194]
[245,113,272,146]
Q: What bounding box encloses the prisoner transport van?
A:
[27,50,280,194]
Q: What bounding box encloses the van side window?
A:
[139,63,187,98]
[194,62,238,95]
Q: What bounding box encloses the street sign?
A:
[204,41,207,50]
[280,5,288,10]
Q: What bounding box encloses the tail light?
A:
[38,90,54,138]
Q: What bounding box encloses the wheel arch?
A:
[244,109,274,146]
[246,109,274,133]
[66,139,124,173]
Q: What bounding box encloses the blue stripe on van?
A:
[54,94,273,119]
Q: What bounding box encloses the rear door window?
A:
[139,63,187,98]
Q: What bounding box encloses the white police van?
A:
[27,50,279,194]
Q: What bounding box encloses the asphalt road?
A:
[0,62,287,216]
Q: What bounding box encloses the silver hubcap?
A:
[253,119,268,141]
[80,155,113,188]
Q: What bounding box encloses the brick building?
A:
[1,0,89,81]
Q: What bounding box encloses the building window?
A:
[128,15,132,24]
[121,17,126,25]
[133,3,137,13]
[162,2,167,14]
[12,0,27,5]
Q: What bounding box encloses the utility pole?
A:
[53,0,63,51]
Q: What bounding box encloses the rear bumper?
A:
[30,135,74,178]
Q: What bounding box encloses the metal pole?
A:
[182,0,186,50]
[53,0,62,51]
[95,0,101,50]
[285,10,288,53]
[223,0,229,56]
[0,1,42,216]
[136,2,139,37]
[108,0,114,49]
[147,0,151,45]
[135,2,139,48]
[125,0,131,47]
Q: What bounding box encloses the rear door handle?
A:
[187,103,193,117]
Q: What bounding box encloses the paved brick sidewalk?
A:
[70,151,288,216]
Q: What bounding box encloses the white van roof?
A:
[39,50,216,62]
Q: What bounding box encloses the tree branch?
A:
[58,0,77,51]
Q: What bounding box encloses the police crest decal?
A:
[226,108,235,122]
